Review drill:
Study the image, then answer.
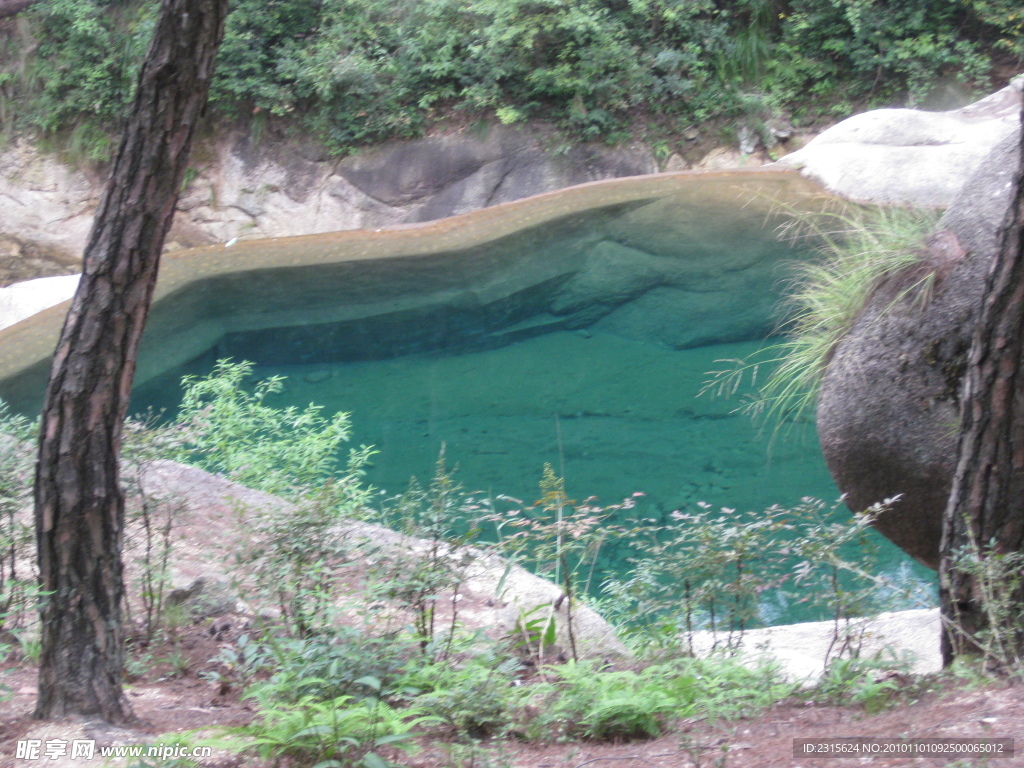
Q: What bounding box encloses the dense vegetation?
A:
[0,0,1020,159]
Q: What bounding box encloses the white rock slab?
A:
[777,77,1024,206]
[0,273,80,331]
[689,608,941,682]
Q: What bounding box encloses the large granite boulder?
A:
[138,459,628,658]
[815,124,1022,569]
[778,78,1023,206]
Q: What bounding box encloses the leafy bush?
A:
[527,656,794,742]
[603,497,930,655]
[947,537,1024,671]
[812,653,910,713]
[0,0,1011,152]
[402,648,522,739]
[234,681,439,768]
[537,660,675,741]
[177,358,364,497]
[368,450,484,655]
[251,627,420,705]
[488,464,638,663]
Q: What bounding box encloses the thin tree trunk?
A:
[34,0,228,723]
[939,104,1024,666]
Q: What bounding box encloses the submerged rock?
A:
[0,170,829,414]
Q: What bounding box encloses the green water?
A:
[134,327,935,624]
[254,333,828,514]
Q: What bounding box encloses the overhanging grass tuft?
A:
[702,204,942,432]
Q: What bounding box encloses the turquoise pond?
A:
[131,327,937,624]
[0,174,939,625]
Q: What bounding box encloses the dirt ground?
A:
[2,624,1021,768]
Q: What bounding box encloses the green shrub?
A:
[0,402,37,633]
[173,359,376,636]
[603,497,930,656]
[527,656,794,742]
[812,653,911,713]
[250,627,420,705]
[233,683,438,768]
[947,536,1024,671]
[402,648,522,739]
[1,0,1009,151]
[176,358,366,497]
[367,450,483,655]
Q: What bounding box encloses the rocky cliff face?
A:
[0,125,656,281]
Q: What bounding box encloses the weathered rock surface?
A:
[0,125,654,264]
[690,609,941,681]
[777,78,1024,206]
[138,459,628,658]
[0,274,80,331]
[815,123,1023,569]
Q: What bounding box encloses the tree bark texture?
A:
[939,104,1024,666]
[33,0,228,723]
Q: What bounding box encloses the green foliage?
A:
[232,681,438,768]
[121,415,194,642]
[4,0,155,160]
[236,472,374,637]
[174,360,376,636]
[249,627,420,705]
[603,498,930,656]
[488,464,636,662]
[703,205,941,430]
[401,645,522,739]
[537,659,676,741]
[948,535,1024,671]
[0,402,37,633]
[526,656,794,742]
[1,0,1012,153]
[177,359,363,497]
[812,653,911,713]
[368,449,483,654]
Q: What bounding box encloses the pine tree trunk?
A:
[939,105,1024,666]
[33,0,228,723]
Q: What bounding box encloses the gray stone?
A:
[142,459,628,657]
[816,125,1022,569]
[689,609,941,682]
[0,125,655,267]
[777,79,1023,206]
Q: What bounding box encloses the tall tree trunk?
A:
[33,0,228,723]
[939,105,1024,666]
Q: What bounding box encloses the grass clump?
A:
[703,204,941,429]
